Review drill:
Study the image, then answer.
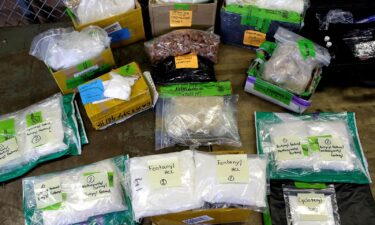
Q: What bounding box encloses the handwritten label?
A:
[297,193,328,221]
[317,137,347,161]
[81,172,112,200]
[147,157,182,189]
[216,154,249,183]
[0,137,20,165]
[175,53,199,69]
[26,122,52,148]
[170,10,193,27]
[243,30,266,47]
[34,177,62,209]
[274,136,304,161]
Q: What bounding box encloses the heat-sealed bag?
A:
[255,112,371,184]
[64,0,135,25]
[128,150,204,221]
[23,155,135,225]
[194,152,268,211]
[283,184,340,225]
[225,0,308,14]
[0,93,86,182]
[29,26,111,71]
[155,95,241,150]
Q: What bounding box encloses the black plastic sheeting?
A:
[151,55,216,84]
[268,181,375,225]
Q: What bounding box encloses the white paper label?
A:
[74,64,99,78]
[317,137,348,161]
[274,136,304,160]
[104,22,122,34]
[81,172,112,200]
[26,122,52,147]
[0,137,21,165]
[216,154,249,183]
[34,177,62,209]
[297,193,328,221]
[182,215,214,224]
[147,157,182,189]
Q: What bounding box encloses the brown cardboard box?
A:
[50,48,116,95]
[149,0,217,37]
[68,1,146,48]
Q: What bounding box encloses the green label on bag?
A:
[159,81,232,97]
[174,3,190,10]
[26,111,43,127]
[294,182,327,189]
[298,39,316,60]
[0,119,15,143]
[76,60,94,71]
[308,135,332,152]
[254,79,293,105]
[66,64,111,89]
[118,64,137,77]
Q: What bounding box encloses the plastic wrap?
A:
[103,72,140,101]
[194,152,268,211]
[343,28,375,60]
[283,185,340,225]
[225,0,308,14]
[317,9,354,30]
[0,94,86,182]
[23,156,136,225]
[155,95,241,150]
[64,0,135,25]
[29,26,110,71]
[128,150,203,221]
[255,112,371,184]
[151,55,216,84]
[260,27,331,95]
[145,29,220,64]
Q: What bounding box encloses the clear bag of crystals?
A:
[283,184,341,225]
[155,95,241,150]
[23,155,136,225]
[255,112,371,184]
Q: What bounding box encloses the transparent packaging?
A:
[317,9,354,31]
[23,156,136,225]
[261,27,331,95]
[29,26,111,71]
[194,152,268,211]
[64,0,135,25]
[0,93,85,182]
[283,185,341,225]
[144,29,220,64]
[155,95,241,150]
[128,150,204,221]
[255,112,371,184]
[225,0,309,14]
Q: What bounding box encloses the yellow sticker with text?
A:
[170,10,193,27]
[147,157,182,189]
[175,53,199,69]
[216,154,249,183]
[243,30,266,47]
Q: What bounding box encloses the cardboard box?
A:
[149,0,217,37]
[67,2,146,48]
[50,48,116,95]
[79,62,157,130]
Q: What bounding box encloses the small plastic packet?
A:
[255,112,371,184]
[283,184,341,225]
[128,150,204,221]
[23,155,136,225]
[145,29,220,64]
[194,151,268,211]
[0,93,87,182]
[225,0,309,15]
[29,26,110,71]
[155,95,241,150]
[64,0,135,25]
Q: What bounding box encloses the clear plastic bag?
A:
[29,26,110,71]
[155,95,241,150]
[255,112,371,184]
[128,150,204,221]
[225,0,309,15]
[64,0,135,25]
[194,152,268,211]
[0,94,86,182]
[283,185,341,225]
[23,156,136,225]
[260,27,331,95]
[144,29,220,64]
[317,10,354,31]
[343,28,375,60]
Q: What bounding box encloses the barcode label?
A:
[182,215,214,224]
[104,22,122,34]
[74,65,99,78]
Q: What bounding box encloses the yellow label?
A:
[170,10,193,27]
[175,53,199,69]
[147,157,182,189]
[243,30,266,47]
[274,136,304,161]
[317,137,348,161]
[297,193,328,221]
[216,154,249,183]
